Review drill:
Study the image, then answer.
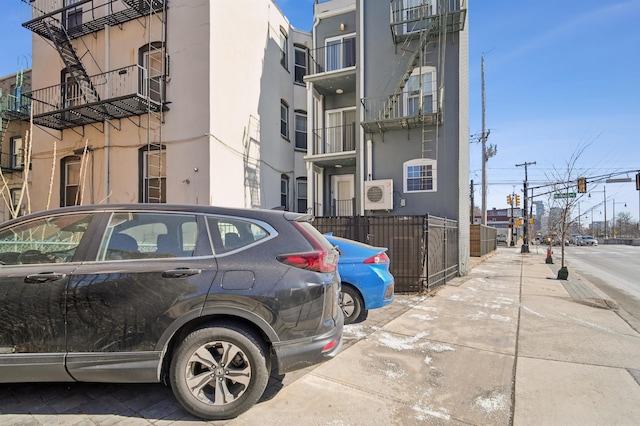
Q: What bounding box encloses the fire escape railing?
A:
[24,64,161,130]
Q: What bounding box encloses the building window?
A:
[279,29,288,69]
[294,46,307,84]
[404,66,437,116]
[10,188,22,213]
[64,0,83,30]
[280,100,289,139]
[294,111,307,150]
[10,137,24,169]
[296,178,307,213]
[325,34,356,72]
[140,42,166,103]
[61,156,82,207]
[281,174,289,210]
[140,146,167,203]
[404,158,437,192]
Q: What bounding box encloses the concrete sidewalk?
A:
[2,247,640,425]
[226,247,640,425]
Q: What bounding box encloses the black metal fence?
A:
[313,214,458,293]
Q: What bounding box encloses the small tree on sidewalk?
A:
[545,143,593,280]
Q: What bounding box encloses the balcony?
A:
[389,0,467,44]
[24,65,164,131]
[305,123,356,168]
[0,94,30,121]
[361,89,440,133]
[305,38,357,96]
[23,0,166,40]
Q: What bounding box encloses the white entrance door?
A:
[331,174,354,216]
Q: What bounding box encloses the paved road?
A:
[564,244,640,326]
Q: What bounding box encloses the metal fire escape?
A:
[0,69,30,172]
[361,0,466,160]
[21,0,168,202]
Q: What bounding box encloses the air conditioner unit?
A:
[364,179,393,210]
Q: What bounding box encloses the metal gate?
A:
[313,214,458,293]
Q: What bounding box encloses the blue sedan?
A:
[324,234,395,324]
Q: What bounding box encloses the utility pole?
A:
[516,161,536,253]
[480,55,496,224]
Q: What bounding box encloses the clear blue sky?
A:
[2,0,639,227]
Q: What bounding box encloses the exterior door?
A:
[331,174,354,216]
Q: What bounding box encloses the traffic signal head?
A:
[577,177,587,193]
[507,195,512,205]
[636,173,640,191]
[515,195,520,206]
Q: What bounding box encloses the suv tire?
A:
[170,324,270,420]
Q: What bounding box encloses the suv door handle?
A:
[162,268,202,278]
[25,273,67,283]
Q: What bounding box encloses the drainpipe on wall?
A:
[104,24,110,202]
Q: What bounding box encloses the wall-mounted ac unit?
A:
[364,179,393,210]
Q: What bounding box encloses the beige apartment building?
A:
[4,0,310,216]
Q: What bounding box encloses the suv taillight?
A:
[363,252,389,265]
[279,221,339,272]
[277,250,337,272]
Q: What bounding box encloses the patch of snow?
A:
[413,404,451,421]
[490,314,511,323]
[522,306,545,318]
[408,313,437,321]
[424,342,455,353]
[376,331,429,351]
[475,391,508,413]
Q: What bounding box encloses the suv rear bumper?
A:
[272,317,344,374]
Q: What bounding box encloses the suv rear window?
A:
[207,217,271,254]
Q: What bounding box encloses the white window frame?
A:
[296,177,308,213]
[280,174,290,210]
[63,157,82,206]
[325,107,356,153]
[294,111,307,150]
[10,136,23,169]
[404,158,437,193]
[280,101,289,139]
[294,46,307,84]
[325,33,356,72]
[403,66,437,117]
[279,30,288,69]
[403,0,434,34]
[142,148,167,203]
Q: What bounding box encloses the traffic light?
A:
[636,173,640,190]
[507,195,512,205]
[577,177,587,193]
[515,194,520,207]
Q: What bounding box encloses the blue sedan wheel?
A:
[341,285,365,325]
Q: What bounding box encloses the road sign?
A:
[554,192,576,199]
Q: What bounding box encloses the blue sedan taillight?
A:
[363,252,389,265]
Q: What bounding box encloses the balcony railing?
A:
[308,38,356,74]
[312,123,356,155]
[0,94,31,118]
[361,88,440,132]
[389,0,466,42]
[24,0,167,40]
[25,64,163,130]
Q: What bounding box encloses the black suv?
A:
[0,204,343,420]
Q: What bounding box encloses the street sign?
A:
[554,192,576,199]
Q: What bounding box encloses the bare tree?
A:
[544,143,592,280]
